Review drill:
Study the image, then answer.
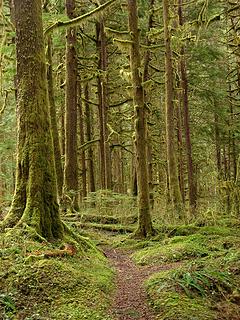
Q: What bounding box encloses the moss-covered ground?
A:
[128,223,240,320]
[0,227,114,320]
[0,208,240,320]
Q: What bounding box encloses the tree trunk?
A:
[178,0,197,212]
[214,103,222,178]
[163,0,182,214]
[176,97,185,203]
[84,84,96,193]
[96,19,112,190]
[143,0,155,210]
[46,36,63,198]
[78,83,87,200]
[127,0,154,237]
[64,0,79,210]
[1,0,63,240]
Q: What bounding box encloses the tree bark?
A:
[96,19,112,190]
[143,0,155,210]
[214,103,222,178]
[46,36,64,198]
[127,0,154,237]
[178,0,197,212]
[78,83,87,200]
[64,0,79,210]
[84,84,96,193]
[163,0,183,214]
[1,0,63,240]
[176,97,185,203]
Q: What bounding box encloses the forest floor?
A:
[0,208,240,320]
[104,247,181,320]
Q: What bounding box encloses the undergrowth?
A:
[1,204,240,320]
[146,259,240,320]
[0,227,114,320]
[135,223,240,320]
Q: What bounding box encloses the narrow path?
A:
[104,247,179,320]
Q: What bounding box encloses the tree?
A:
[46,36,64,198]
[63,0,79,210]
[163,0,183,214]
[1,0,64,240]
[127,0,155,237]
[178,0,197,212]
[96,17,112,190]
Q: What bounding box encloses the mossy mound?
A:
[132,226,240,265]
[146,260,240,320]
[0,228,114,320]
[156,224,239,238]
[139,223,240,320]
[71,221,135,234]
[150,291,217,320]
[65,213,138,225]
[132,234,208,265]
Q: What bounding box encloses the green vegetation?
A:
[0,228,114,320]
[1,0,240,319]
[135,224,240,320]
[0,207,240,320]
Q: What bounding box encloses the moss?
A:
[198,225,239,237]
[146,260,239,320]
[132,234,210,265]
[71,221,135,234]
[155,224,239,238]
[65,213,138,226]
[157,224,200,236]
[150,291,217,320]
[131,226,240,266]
[0,230,114,320]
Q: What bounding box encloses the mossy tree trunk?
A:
[178,0,197,212]
[96,18,112,190]
[64,0,79,210]
[127,0,154,237]
[1,0,64,240]
[163,0,183,215]
[176,97,185,203]
[143,0,155,210]
[47,36,64,199]
[84,84,96,193]
[78,83,87,200]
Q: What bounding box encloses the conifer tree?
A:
[1,0,64,240]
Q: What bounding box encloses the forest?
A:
[0,0,240,319]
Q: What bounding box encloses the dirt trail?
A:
[104,247,179,320]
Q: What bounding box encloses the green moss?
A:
[132,234,209,265]
[155,224,239,238]
[0,230,114,320]
[198,226,239,237]
[156,224,200,237]
[146,260,239,320]
[71,221,135,234]
[151,291,217,320]
[132,229,240,265]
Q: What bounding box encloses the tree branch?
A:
[79,139,100,151]
[44,0,117,35]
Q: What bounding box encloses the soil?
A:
[104,247,180,320]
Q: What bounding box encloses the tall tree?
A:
[47,36,64,198]
[127,0,154,237]
[1,0,64,240]
[84,84,96,193]
[64,0,79,210]
[96,18,112,190]
[78,84,87,200]
[178,0,197,212]
[163,0,183,214]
